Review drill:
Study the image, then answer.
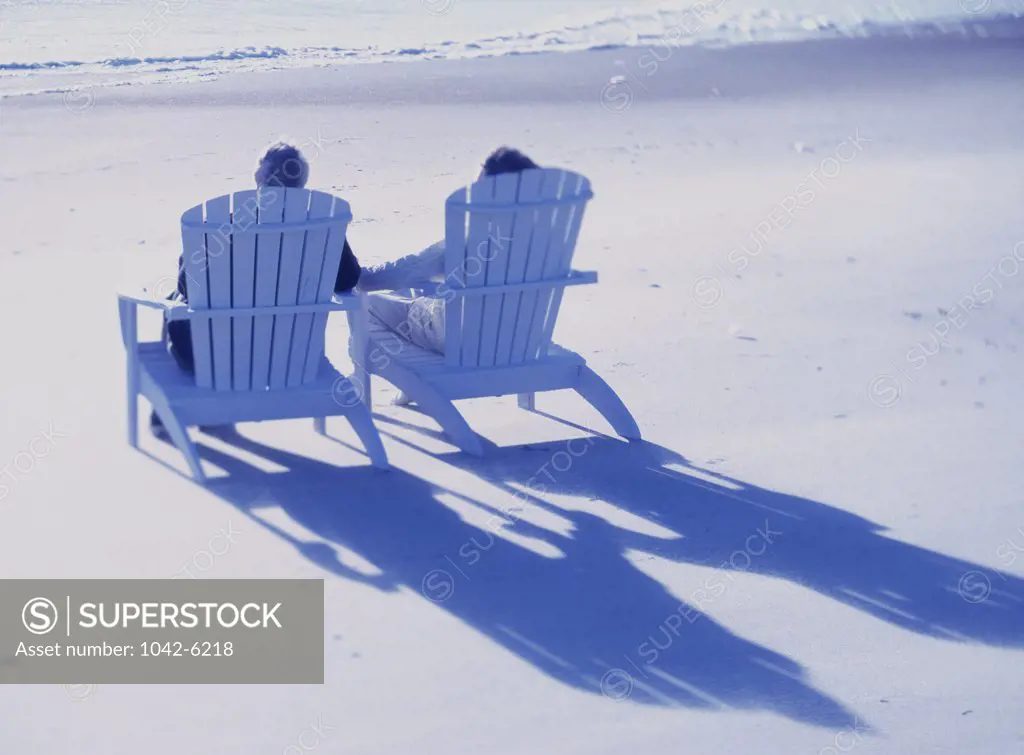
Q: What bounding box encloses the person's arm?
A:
[175,254,188,302]
[334,240,362,293]
[358,241,445,292]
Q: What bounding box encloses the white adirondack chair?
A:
[361,168,640,455]
[117,187,388,483]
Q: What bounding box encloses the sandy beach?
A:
[1,25,1023,755]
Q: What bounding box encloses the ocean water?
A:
[1,0,1022,95]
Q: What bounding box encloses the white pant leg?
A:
[367,291,446,354]
[359,241,446,292]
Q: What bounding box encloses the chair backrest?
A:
[179,187,352,391]
[442,168,593,368]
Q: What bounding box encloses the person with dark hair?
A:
[358,146,540,360]
[481,146,539,176]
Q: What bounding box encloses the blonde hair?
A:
[254,142,310,188]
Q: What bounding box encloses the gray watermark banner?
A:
[0,580,323,684]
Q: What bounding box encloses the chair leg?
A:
[348,301,372,408]
[127,391,139,449]
[345,405,390,470]
[127,361,140,449]
[152,402,207,483]
[574,366,641,441]
[121,302,141,449]
[346,368,371,409]
[358,370,372,409]
[518,393,536,411]
[377,364,484,456]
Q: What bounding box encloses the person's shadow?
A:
[189,427,859,729]
[377,413,1024,650]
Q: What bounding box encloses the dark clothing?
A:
[165,240,361,374]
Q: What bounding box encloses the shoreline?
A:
[3,8,1023,96]
[5,17,1024,110]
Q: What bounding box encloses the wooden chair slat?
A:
[288,190,333,387]
[180,203,213,388]
[204,194,233,391]
[251,186,286,390]
[303,194,351,382]
[494,169,544,366]
[476,172,521,367]
[230,190,259,391]
[269,189,311,390]
[443,187,469,367]
[457,176,497,367]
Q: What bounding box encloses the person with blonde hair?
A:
[152,142,362,436]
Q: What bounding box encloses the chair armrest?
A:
[117,289,361,350]
[442,269,598,298]
[116,292,185,351]
[565,270,598,286]
[394,282,443,297]
[329,292,364,312]
[117,291,185,312]
[367,271,598,301]
[162,296,364,321]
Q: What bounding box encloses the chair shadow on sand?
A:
[183,416,1024,730]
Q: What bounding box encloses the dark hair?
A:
[254,142,310,189]
[482,146,539,176]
